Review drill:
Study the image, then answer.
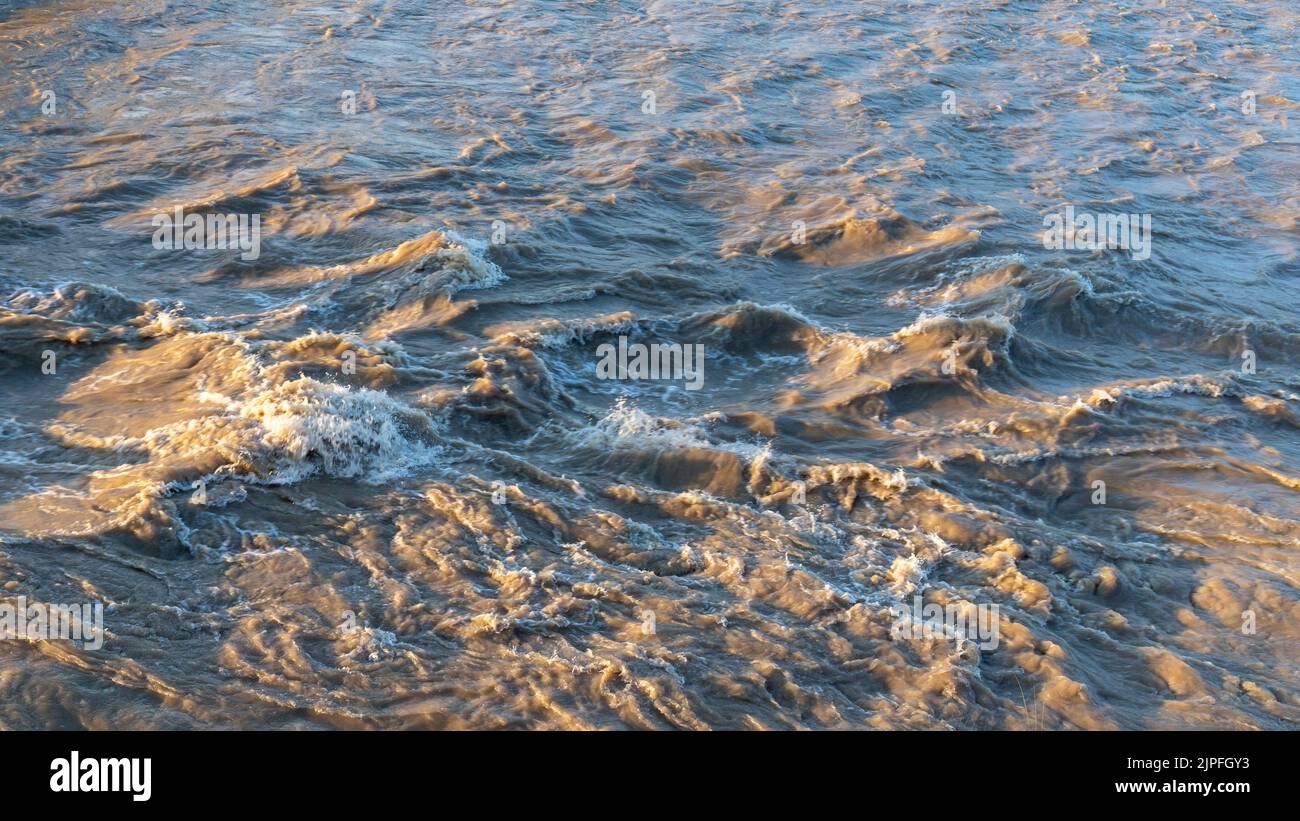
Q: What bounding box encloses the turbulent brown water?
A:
[0,0,1297,730]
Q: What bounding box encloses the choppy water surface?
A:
[0,0,1297,729]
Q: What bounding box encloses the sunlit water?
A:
[0,0,1297,729]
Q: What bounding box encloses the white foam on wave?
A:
[42,331,445,490]
[436,230,509,295]
[195,376,442,484]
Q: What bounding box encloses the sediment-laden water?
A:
[0,0,1297,729]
